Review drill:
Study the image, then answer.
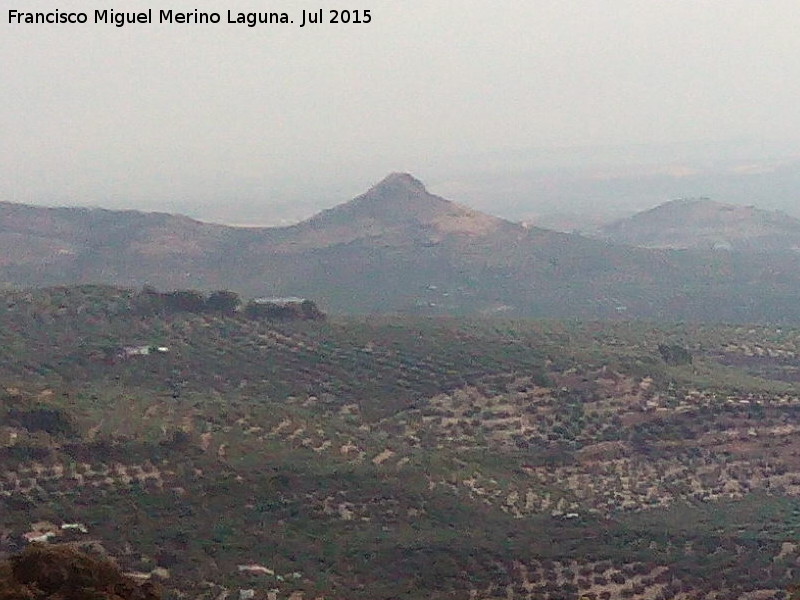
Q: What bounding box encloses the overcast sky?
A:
[3,0,800,224]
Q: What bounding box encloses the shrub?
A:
[658,344,692,366]
[0,544,161,600]
[205,291,241,315]
[6,408,75,437]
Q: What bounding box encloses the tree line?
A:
[133,287,325,321]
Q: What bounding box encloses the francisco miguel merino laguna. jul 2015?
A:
[7,8,372,27]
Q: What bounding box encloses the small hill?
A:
[600,198,800,251]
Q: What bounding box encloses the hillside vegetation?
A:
[2,286,800,598]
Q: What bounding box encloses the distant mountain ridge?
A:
[4,175,800,321]
[599,198,800,252]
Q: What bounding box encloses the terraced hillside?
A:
[4,286,800,599]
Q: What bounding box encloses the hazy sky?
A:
[3,0,800,224]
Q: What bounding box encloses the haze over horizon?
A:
[3,1,800,225]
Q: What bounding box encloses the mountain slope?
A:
[5,177,800,320]
[600,198,800,251]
